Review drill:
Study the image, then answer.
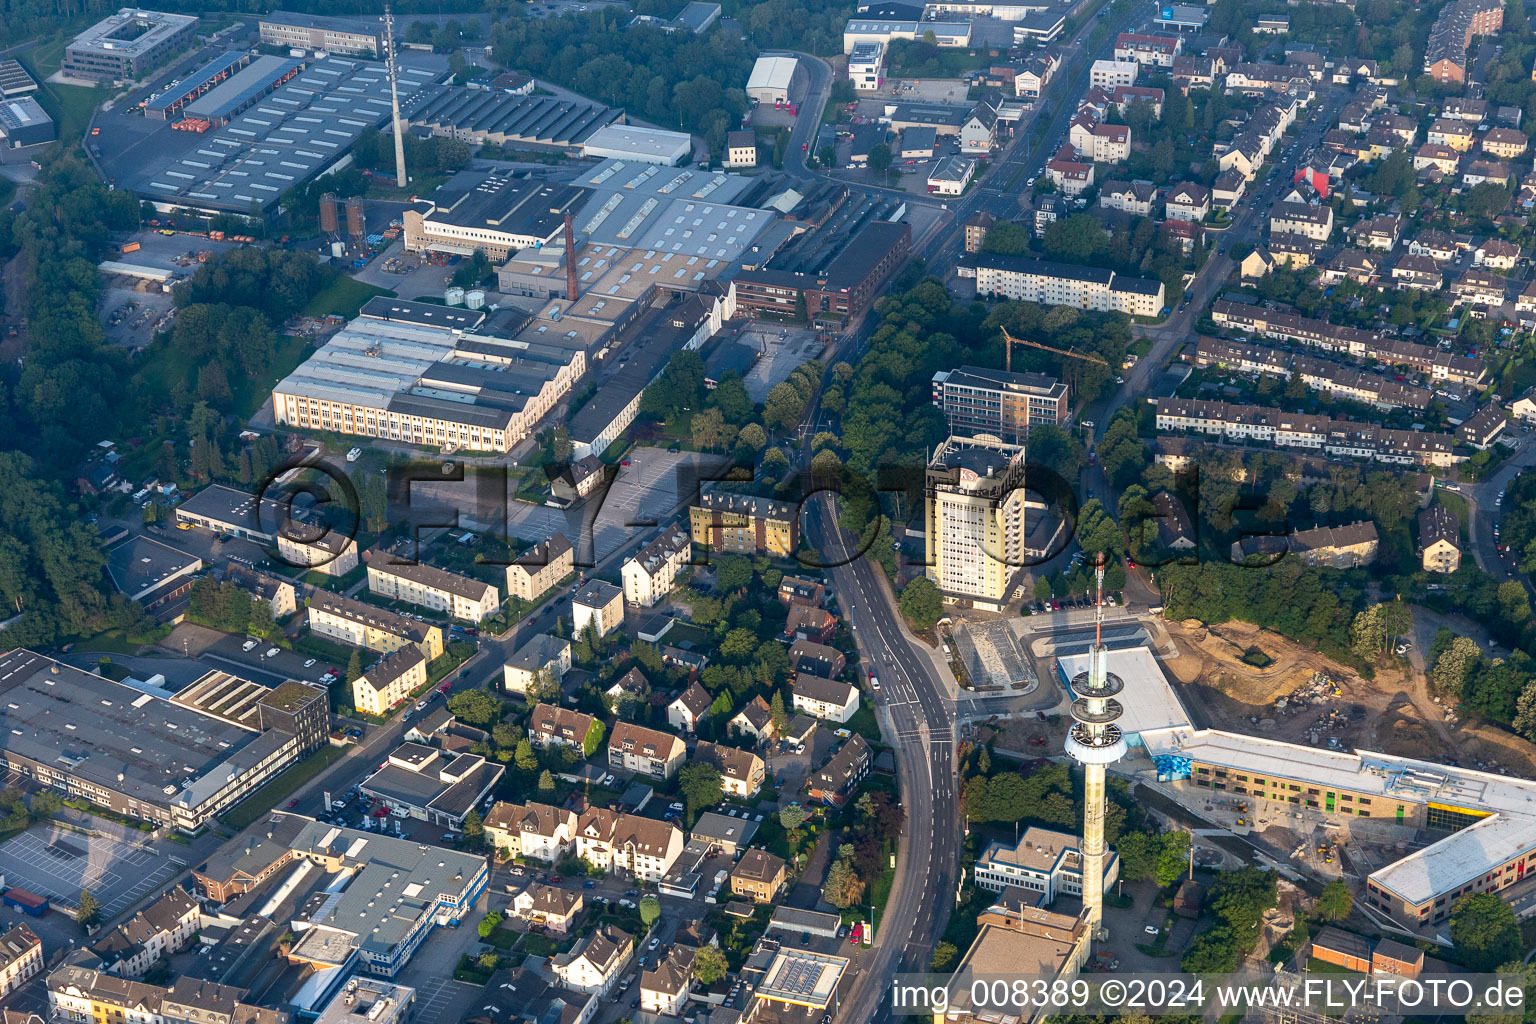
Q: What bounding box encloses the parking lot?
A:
[443,448,727,563]
[99,285,174,349]
[738,324,832,402]
[0,823,181,918]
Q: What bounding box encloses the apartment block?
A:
[972,253,1164,317]
[365,549,501,622]
[307,593,445,661]
[352,647,429,716]
[506,533,574,603]
[689,491,800,557]
[607,723,686,779]
[931,366,1068,442]
[622,522,692,607]
[925,435,1028,611]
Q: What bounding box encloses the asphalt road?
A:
[806,497,960,1024]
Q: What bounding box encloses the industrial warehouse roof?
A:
[582,124,692,162]
[405,84,618,147]
[133,57,441,213]
[0,97,51,136]
[560,160,773,261]
[0,650,283,814]
[145,52,250,118]
[747,55,799,93]
[0,59,37,96]
[184,56,302,122]
[416,172,586,238]
[203,813,486,958]
[271,310,573,425]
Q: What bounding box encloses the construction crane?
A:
[1000,327,1109,372]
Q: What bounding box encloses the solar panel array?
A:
[138,57,439,212]
[0,60,38,97]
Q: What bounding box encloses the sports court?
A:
[0,823,180,918]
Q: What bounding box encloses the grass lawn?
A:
[75,631,153,656]
[846,699,882,744]
[303,277,394,320]
[221,744,346,829]
[289,631,358,668]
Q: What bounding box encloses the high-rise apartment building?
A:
[924,436,1028,611]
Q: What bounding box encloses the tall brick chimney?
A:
[564,213,579,300]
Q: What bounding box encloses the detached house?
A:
[551,925,634,996]
[1100,180,1156,216]
[694,740,766,798]
[607,722,687,779]
[1427,118,1475,151]
[485,800,577,862]
[1418,505,1461,574]
[1475,239,1520,270]
[640,946,695,1017]
[511,883,583,935]
[810,734,872,807]
[528,704,600,753]
[730,849,789,902]
[1164,182,1210,222]
[792,674,861,723]
[575,809,684,880]
[729,695,778,744]
[1270,201,1333,241]
[667,681,713,733]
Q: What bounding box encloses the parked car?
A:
[265,647,281,658]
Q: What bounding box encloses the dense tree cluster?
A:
[1157,559,1364,658]
[488,15,753,153]
[187,578,276,638]
[1179,867,1278,972]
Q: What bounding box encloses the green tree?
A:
[477,911,503,938]
[694,944,729,984]
[931,941,959,971]
[1315,879,1352,922]
[77,889,101,929]
[1450,893,1522,971]
[345,650,363,684]
[867,143,892,173]
[448,689,503,727]
[462,809,484,844]
[770,690,788,733]
[678,762,724,823]
[538,769,556,794]
[980,221,1033,256]
[823,858,864,908]
[639,894,661,929]
[582,719,606,758]
[898,576,942,630]
[1154,829,1191,887]
[780,803,809,830]
[514,739,539,772]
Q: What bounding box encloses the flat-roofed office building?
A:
[63,9,199,82]
[258,12,386,55]
[0,650,326,832]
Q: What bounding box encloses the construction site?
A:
[971,608,1536,936]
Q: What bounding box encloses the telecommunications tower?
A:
[1064,559,1128,938]
[383,7,407,188]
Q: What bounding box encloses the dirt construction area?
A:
[1160,618,1536,777]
